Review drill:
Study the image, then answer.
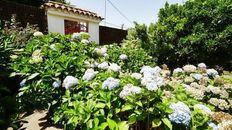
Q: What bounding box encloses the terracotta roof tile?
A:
[44,1,103,20]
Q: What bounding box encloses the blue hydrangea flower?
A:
[169,102,191,126]
[168,110,191,126]
[102,77,120,90]
[52,80,61,88]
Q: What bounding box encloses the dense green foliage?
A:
[128,0,232,68]
[0,18,38,129]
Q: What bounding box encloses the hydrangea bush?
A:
[11,33,232,130]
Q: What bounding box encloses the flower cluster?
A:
[119,84,142,99]
[168,102,191,125]
[72,32,80,40]
[140,66,164,92]
[98,62,109,69]
[183,65,197,73]
[119,54,128,60]
[82,69,97,81]
[33,31,43,37]
[198,63,207,69]
[62,76,79,90]
[95,47,107,56]
[208,98,230,110]
[29,49,43,64]
[194,104,212,116]
[81,39,90,44]
[218,120,232,130]
[131,73,142,80]
[173,67,183,74]
[207,69,219,77]
[102,77,120,90]
[108,63,121,72]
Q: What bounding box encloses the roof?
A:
[43,1,103,20]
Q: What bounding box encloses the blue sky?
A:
[67,0,185,29]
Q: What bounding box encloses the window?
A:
[64,20,88,35]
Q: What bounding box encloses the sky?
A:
[67,0,185,29]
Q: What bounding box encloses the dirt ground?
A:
[7,110,62,130]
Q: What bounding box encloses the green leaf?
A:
[118,121,129,130]
[128,114,137,124]
[162,118,172,130]
[96,102,106,109]
[152,119,162,128]
[136,101,143,107]
[100,122,108,130]
[28,73,39,80]
[121,104,134,112]
[107,118,118,130]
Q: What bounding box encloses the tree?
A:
[130,0,232,68]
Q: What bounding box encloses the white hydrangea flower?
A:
[192,74,203,81]
[72,32,80,40]
[218,120,232,130]
[108,63,121,72]
[182,84,191,90]
[198,63,207,68]
[29,49,43,64]
[62,76,78,90]
[82,69,96,81]
[102,77,120,90]
[183,65,197,73]
[141,77,153,86]
[207,69,219,76]
[95,47,107,56]
[146,81,158,92]
[206,85,221,94]
[140,66,161,78]
[119,54,128,60]
[81,39,90,44]
[173,68,183,74]
[131,73,142,80]
[119,84,142,99]
[194,104,212,116]
[98,62,109,69]
[33,31,43,37]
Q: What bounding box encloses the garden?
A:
[1,0,232,130]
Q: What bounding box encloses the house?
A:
[0,0,127,45]
[43,1,103,43]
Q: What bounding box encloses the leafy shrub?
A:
[128,0,232,69]
[10,32,153,111]
[11,32,230,130]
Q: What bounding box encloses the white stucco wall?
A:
[88,22,99,43]
[46,8,101,43]
[47,14,64,35]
